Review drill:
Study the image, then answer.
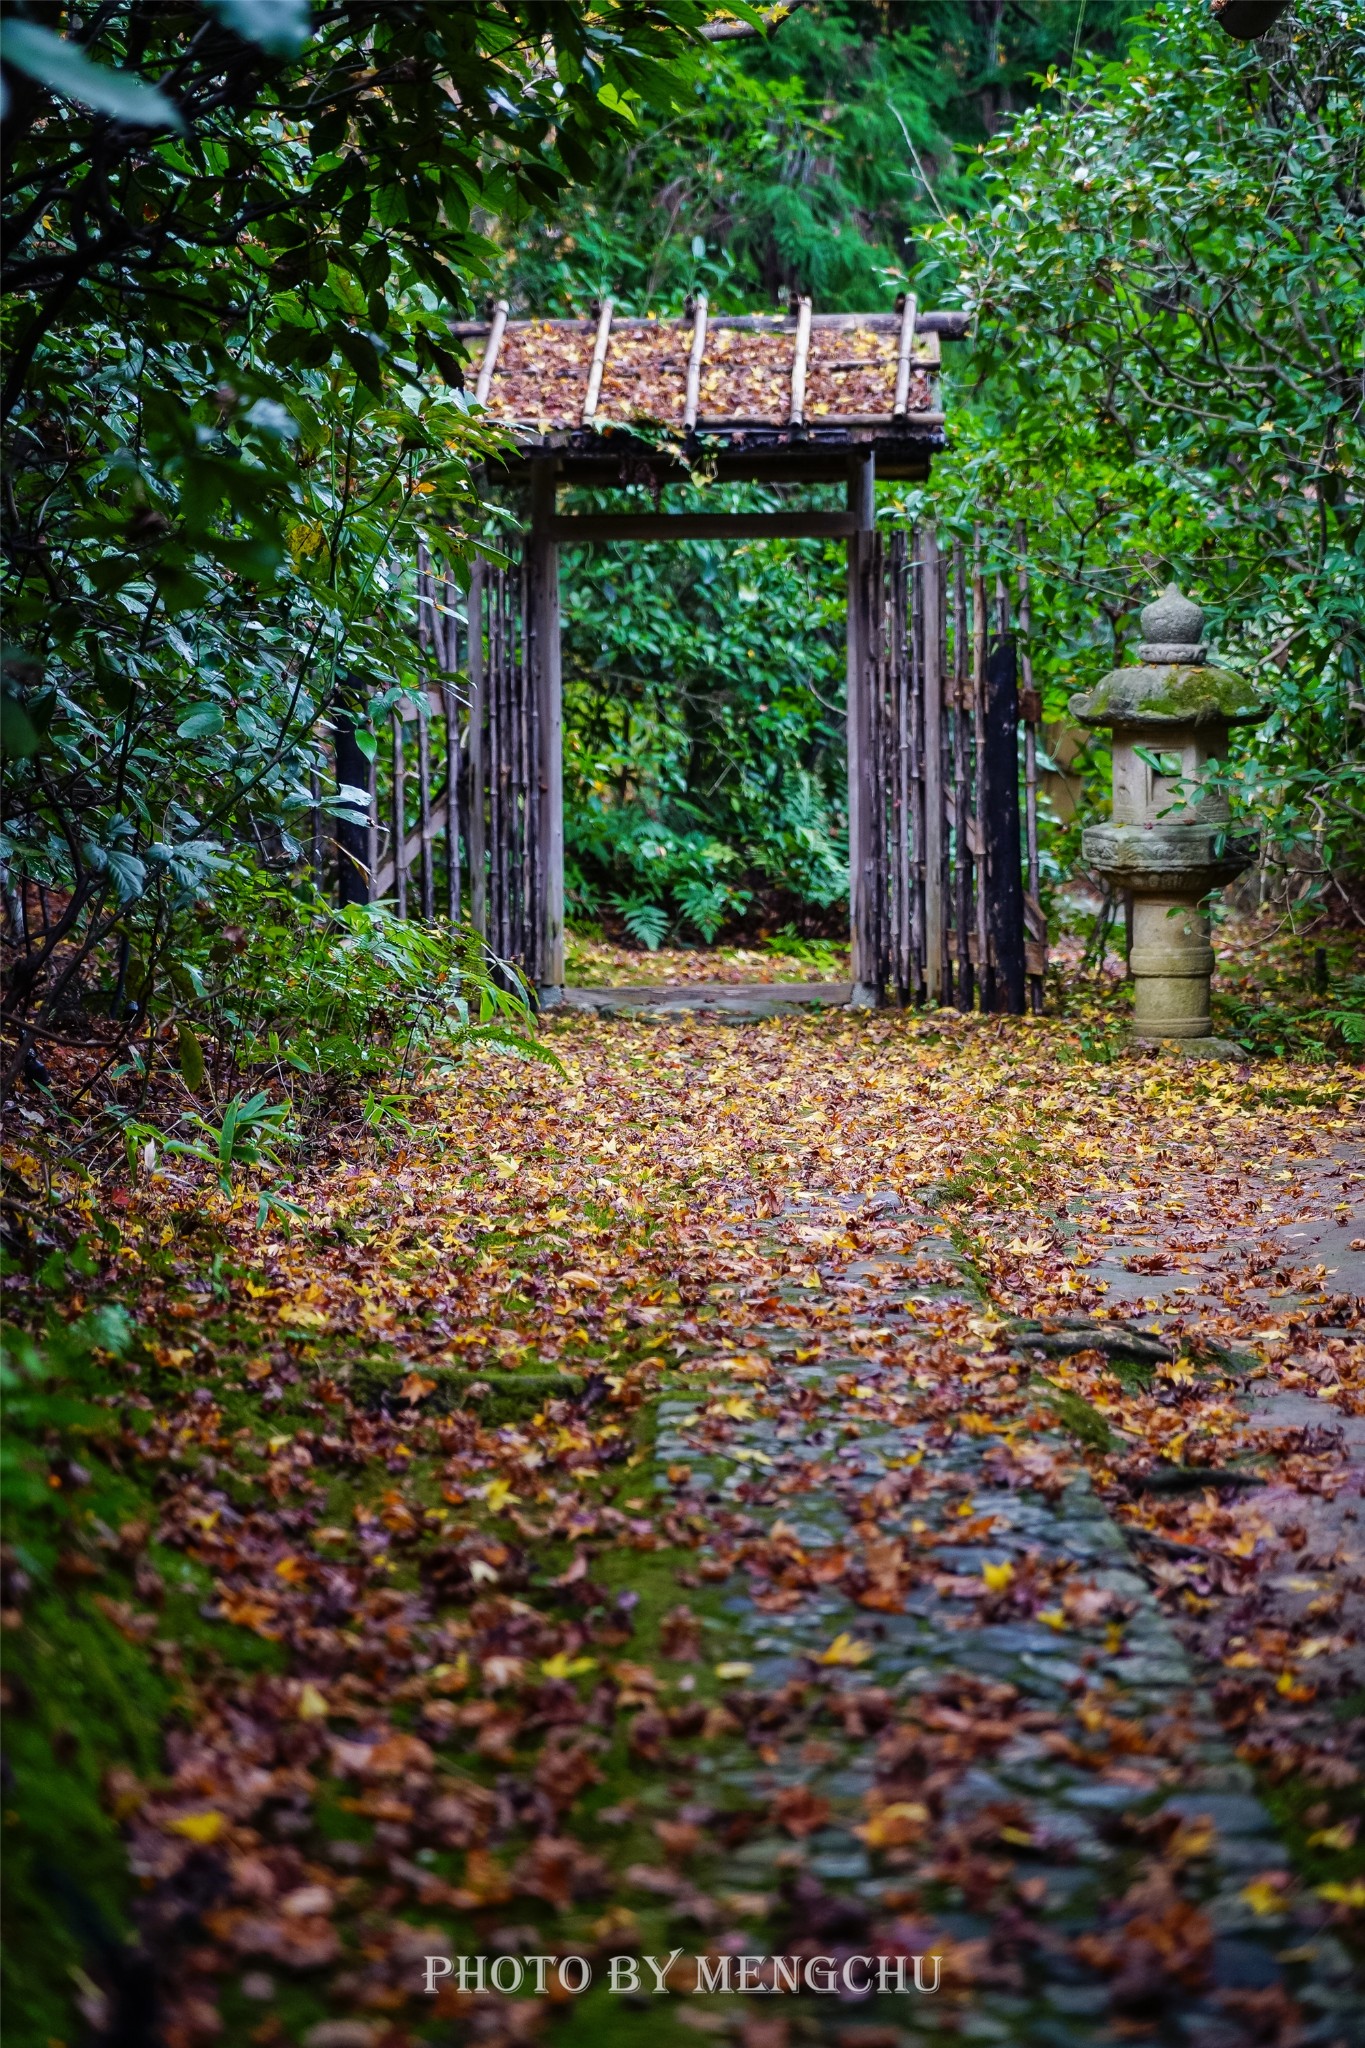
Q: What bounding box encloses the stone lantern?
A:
[1069,586,1269,1050]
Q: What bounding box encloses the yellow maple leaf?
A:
[1316,1879,1365,1907]
[1240,1877,1287,1916]
[540,1652,597,1680]
[484,1477,516,1513]
[169,1810,226,1844]
[815,1632,873,1667]
[1306,1823,1354,1852]
[982,1560,1015,1592]
[857,1801,928,1847]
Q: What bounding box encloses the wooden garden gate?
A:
[851,523,1046,1014]
[322,517,1045,1013]
[316,293,1050,1009]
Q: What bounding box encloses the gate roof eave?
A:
[482,419,947,488]
[455,301,966,487]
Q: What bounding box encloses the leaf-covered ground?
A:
[7,999,1365,2048]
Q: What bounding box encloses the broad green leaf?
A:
[0,18,185,130]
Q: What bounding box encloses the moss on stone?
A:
[1070,663,1268,729]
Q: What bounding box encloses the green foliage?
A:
[502,1,1135,937]
[507,0,1134,314]
[86,874,557,1225]
[560,503,848,941]
[1217,973,1365,1064]
[0,1305,236,2042]
[165,869,546,1093]
[1,0,719,1084]
[917,0,1365,907]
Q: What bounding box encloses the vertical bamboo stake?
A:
[908,527,925,1003]
[1016,519,1043,1013]
[529,464,562,996]
[515,554,529,973]
[496,564,509,964]
[922,525,944,1005]
[952,541,971,1010]
[504,561,517,970]
[443,569,460,924]
[487,566,502,957]
[366,746,378,905]
[972,526,990,1010]
[310,768,323,892]
[846,449,878,1006]
[880,535,894,998]
[417,704,434,921]
[467,560,487,937]
[392,711,408,918]
[416,538,433,658]
[527,566,543,989]
[893,530,912,1003]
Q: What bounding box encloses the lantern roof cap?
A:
[1138,584,1205,663]
[1069,583,1270,731]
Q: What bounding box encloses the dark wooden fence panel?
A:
[309,542,545,989]
[860,523,1046,1012]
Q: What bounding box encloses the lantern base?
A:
[1134,1034,1247,1062]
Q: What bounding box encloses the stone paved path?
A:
[561,983,854,1021]
[651,1178,1365,2046]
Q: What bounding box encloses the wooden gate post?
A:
[528,463,564,1001]
[846,448,878,1007]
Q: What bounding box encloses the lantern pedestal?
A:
[1069,587,1268,1047]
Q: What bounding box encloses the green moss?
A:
[2,1589,174,2045]
[1070,664,1267,728]
[1030,1379,1116,1451]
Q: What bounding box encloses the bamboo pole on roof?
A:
[581,299,615,426]
[475,301,509,405]
[683,295,708,432]
[892,294,918,418]
[789,295,812,427]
